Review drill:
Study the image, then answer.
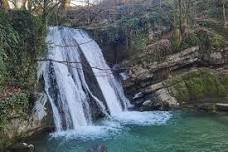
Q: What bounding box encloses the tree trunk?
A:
[65,0,71,8]
[27,0,32,11]
[61,0,71,10]
[0,0,9,9]
[42,0,48,24]
[178,0,183,34]
[0,0,3,9]
[223,0,228,28]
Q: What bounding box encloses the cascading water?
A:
[39,26,130,131]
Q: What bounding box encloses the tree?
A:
[223,0,228,28]
[60,0,71,10]
[173,0,196,45]
[0,0,9,9]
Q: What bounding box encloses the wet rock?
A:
[140,87,178,111]
[142,100,153,107]
[8,143,34,152]
[87,145,108,152]
[196,103,215,112]
[216,103,228,111]
[134,97,145,107]
[133,92,144,100]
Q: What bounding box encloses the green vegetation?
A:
[0,10,46,89]
[0,10,46,150]
[0,91,32,151]
[210,33,225,48]
[130,33,149,51]
[0,92,31,127]
[0,0,227,150]
[168,69,228,102]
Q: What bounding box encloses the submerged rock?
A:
[87,145,108,152]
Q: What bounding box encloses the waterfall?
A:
[39,26,129,131]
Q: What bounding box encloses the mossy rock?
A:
[167,69,228,103]
[221,75,228,91]
[0,92,31,129]
[170,81,190,102]
[0,92,32,150]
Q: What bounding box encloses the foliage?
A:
[0,91,31,150]
[171,27,225,52]
[210,34,225,48]
[181,32,199,49]
[0,10,46,89]
[172,30,200,51]
[0,11,19,85]
[130,32,148,51]
[0,92,31,128]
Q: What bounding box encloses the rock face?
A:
[132,82,179,111]
[124,46,200,92]
[0,92,53,151]
[123,44,228,110]
[7,93,51,137]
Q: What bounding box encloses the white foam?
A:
[112,111,172,126]
[50,125,123,140]
[50,111,172,140]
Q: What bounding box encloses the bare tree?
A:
[0,0,9,9]
[60,0,71,10]
[223,0,228,28]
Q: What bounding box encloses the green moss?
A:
[168,69,227,103]
[221,75,228,91]
[171,81,190,102]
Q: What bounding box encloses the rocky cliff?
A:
[122,27,228,111]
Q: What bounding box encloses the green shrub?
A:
[180,32,200,50]
[210,34,225,48]
[131,32,149,51]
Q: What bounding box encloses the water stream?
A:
[31,111,228,152]
[36,27,228,152]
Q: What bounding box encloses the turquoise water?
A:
[31,111,228,152]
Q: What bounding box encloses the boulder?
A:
[133,83,179,111]
[203,51,225,65]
